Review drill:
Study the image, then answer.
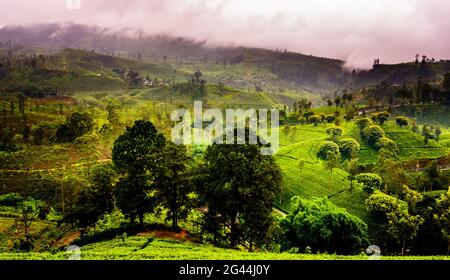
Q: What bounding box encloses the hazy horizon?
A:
[1,0,449,68]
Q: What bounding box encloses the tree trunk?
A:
[401,240,406,256]
[230,214,238,248]
[139,213,144,228]
[172,188,178,230]
[172,210,178,231]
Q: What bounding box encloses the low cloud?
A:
[0,0,449,68]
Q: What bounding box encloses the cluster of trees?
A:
[0,193,53,251]
[354,116,400,156]
[61,120,380,254]
[324,91,354,108]
[65,121,283,251]
[393,115,442,145]
[281,197,368,254]
[365,185,450,255]
[364,74,450,108]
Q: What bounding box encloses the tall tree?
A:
[156,142,193,230]
[196,130,282,248]
[112,120,166,227]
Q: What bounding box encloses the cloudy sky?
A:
[0,0,449,68]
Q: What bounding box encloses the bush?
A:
[298,116,307,125]
[281,197,369,254]
[339,138,360,159]
[355,118,372,130]
[319,113,326,122]
[325,126,343,140]
[32,123,57,145]
[366,191,404,218]
[325,115,336,123]
[395,116,409,127]
[362,125,385,145]
[317,141,340,161]
[0,193,24,207]
[356,173,383,194]
[308,115,322,126]
[55,113,94,143]
[371,111,390,125]
[375,137,399,154]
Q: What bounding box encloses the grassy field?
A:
[274,120,450,224]
[0,236,448,260]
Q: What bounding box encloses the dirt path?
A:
[55,231,81,248]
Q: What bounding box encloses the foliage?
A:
[362,125,385,146]
[325,126,343,141]
[31,123,57,145]
[356,173,383,194]
[434,188,450,255]
[355,118,372,130]
[317,141,340,161]
[281,197,368,254]
[395,116,409,127]
[156,142,194,230]
[196,131,282,249]
[386,209,424,255]
[112,120,166,226]
[0,193,24,207]
[338,138,360,159]
[371,111,390,125]
[375,137,399,154]
[366,191,403,220]
[308,115,321,126]
[55,112,94,143]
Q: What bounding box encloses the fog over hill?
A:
[0,23,449,91]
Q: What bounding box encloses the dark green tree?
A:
[55,112,94,142]
[156,142,193,230]
[196,130,282,248]
[112,120,166,227]
[281,197,368,254]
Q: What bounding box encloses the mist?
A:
[0,0,449,68]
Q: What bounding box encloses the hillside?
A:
[1,235,448,260]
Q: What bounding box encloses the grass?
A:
[274,119,450,228]
[0,236,448,260]
[275,123,372,223]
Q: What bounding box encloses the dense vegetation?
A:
[1,41,450,260]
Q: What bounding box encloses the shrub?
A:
[308,115,322,126]
[32,123,57,145]
[298,117,307,125]
[339,138,360,159]
[395,116,409,127]
[303,112,314,119]
[325,126,343,141]
[319,113,326,122]
[317,141,340,161]
[0,193,24,207]
[355,118,372,130]
[356,173,383,194]
[375,137,399,154]
[281,197,369,254]
[366,191,404,217]
[371,111,390,125]
[55,112,94,143]
[325,115,336,123]
[362,125,385,145]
